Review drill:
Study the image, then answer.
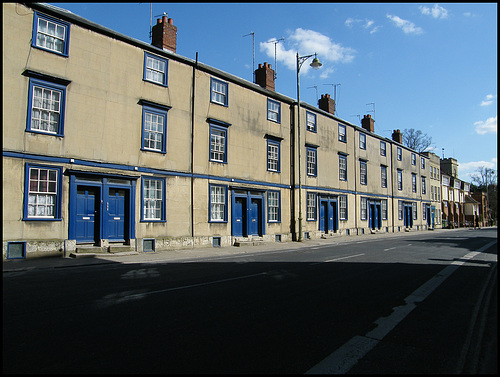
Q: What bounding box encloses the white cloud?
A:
[419,4,449,19]
[480,94,496,107]
[260,28,355,76]
[474,115,497,134]
[386,14,423,35]
[458,158,497,181]
[344,18,380,34]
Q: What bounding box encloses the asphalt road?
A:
[3,228,497,373]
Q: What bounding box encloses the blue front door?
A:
[319,200,327,232]
[232,197,246,237]
[106,188,126,241]
[249,198,262,236]
[75,187,99,243]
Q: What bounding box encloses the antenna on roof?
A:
[366,102,375,121]
[243,32,255,82]
[323,83,341,115]
[265,37,284,79]
[307,85,319,102]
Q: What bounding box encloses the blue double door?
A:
[403,202,413,228]
[71,176,134,244]
[319,196,338,233]
[232,191,264,237]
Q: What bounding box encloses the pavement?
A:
[3,227,495,273]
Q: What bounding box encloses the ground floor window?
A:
[24,164,62,220]
[339,195,347,220]
[142,177,165,221]
[210,184,227,222]
[306,192,317,221]
[267,190,280,222]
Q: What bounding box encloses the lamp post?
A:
[296,52,322,241]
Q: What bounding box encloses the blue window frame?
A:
[360,160,367,185]
[339,154,347,181]
[209,184,228,222]
[141,102,169,153]
[412,173,417,192]
[380,141,386,156]
[211,78,228,106]
[141,177,166,222]
[359,133,366,149]
[210,124,228,163]
[339,124,347,142]
[381,165,387,188]
[23,163,63,221]
[32,12,70,57]
[143,52,168,86]
[397,169,403,190]
[306,192,317,221]
[267,139,280,172]
[267,99,281,123]
[26,77,67,137]
[306,111,317,132]
[306,146,317,176]
[267,190,281,223]
[360,197,367,220]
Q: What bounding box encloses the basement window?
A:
[7,242,26,259]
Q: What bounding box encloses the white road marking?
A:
[309,253,365,266]
[306,240,497,374]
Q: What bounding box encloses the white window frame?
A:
[142,178,165,221]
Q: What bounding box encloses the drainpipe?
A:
[190,52,198,239]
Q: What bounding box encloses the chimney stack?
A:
[254,62,275,91]
[361,114,374,132]
[151,14,177,53]
[392,129,403,144]
[318,93,336,115]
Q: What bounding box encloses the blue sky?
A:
[51,3,497,182]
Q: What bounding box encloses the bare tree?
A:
[471,166,497,224]
[402,128,433,153]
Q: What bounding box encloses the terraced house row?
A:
[4,3,452,260]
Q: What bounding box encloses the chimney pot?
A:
[151,13,177,53]
[255,61,275,91]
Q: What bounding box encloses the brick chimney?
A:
[392,129,403,144]
[254,62,275,91]
[151,15,177,53]
[318,93,336,115]
[361,114,374,132]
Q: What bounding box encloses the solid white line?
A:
[306,240,497,374]
[324,253,365,263]
[309,253,365,266]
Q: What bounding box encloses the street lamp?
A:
[296,52,322,242]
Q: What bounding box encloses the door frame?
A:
[318,195,338,233]
[231,189,265,237]
[68,172,136,244]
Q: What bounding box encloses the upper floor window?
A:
[411,153,416,165]
[306,146,317,176]
[421,177,426,194]
[306,111,316,132]
[267,99,281,123]
[381,165,387,188]
[211,78,228,106]
[338,124,347,142]
[359,133,366,149]
[32,12,70,57]
[339,154,347,181]
[142,177,165,222]
[397,147,402,161]
[23,163,62,220]
[267,190,281,223]
[412,173,417,192]
[26,77,67,137]
[397,169,403,190]
[143,52,168,86]
[360,160,367,185]
[380,141,386,156]
[421,157,426,170]
[210,125,227,163]
[141,102,169,153]
[267,139,280,172]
